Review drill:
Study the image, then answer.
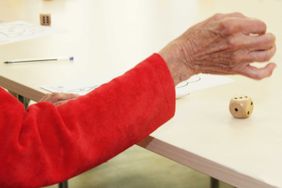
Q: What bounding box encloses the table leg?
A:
[58,181,68,188]
[9,91,30,109]
[210,177,219,188]
[18,95,30,109]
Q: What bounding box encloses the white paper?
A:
[176,74,233,99]
[0,21,51,45]
[41,74,232,97]
[41,85,97,95]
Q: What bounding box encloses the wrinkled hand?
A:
[160,12,276,85]
[39,93,79,106]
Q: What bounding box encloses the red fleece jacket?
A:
[0,54,175,188]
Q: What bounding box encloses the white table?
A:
[1,0,282,187]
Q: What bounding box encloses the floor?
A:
[45,146,233,188]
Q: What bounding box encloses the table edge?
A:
[138,136,274,188]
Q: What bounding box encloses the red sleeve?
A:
[0,54,175,188]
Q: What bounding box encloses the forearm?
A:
[0,54,175,188]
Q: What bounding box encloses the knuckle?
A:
[226,37,235,46]
[218,20,234,35]
[232,12,244,17]
[226,36,239,50]
[253,51,272,62]
[213,13,224,20]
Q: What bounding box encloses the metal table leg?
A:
[210,177,219,188]
[59,181,68,188]
[9,91,30,109]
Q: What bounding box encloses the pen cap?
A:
[58,56,74,62]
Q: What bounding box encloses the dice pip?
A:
[229,96,254,119]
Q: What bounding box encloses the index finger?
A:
[220,17,267,36]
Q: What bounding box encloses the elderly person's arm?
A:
[0,54,175,188]
[0,13,276,188]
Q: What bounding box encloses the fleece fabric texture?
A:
[0,54,175,188]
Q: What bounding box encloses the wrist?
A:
[159,41,194,85]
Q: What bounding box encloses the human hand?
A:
[39,93,79,106]
[160,12,276,85]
